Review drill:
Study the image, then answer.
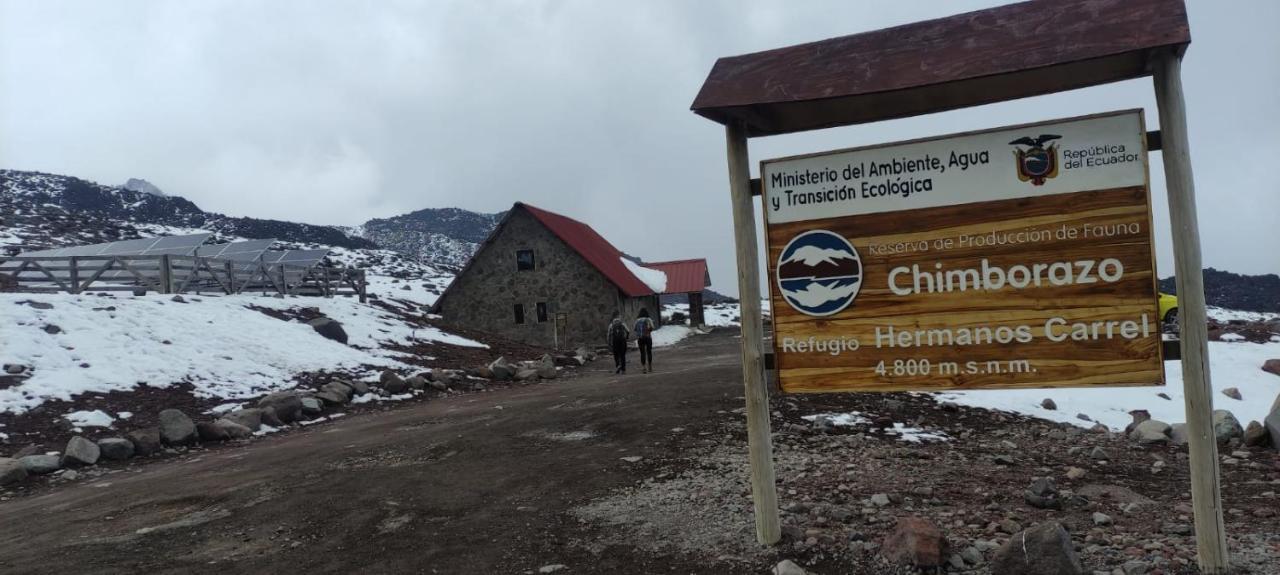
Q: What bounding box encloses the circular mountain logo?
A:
[776,230,862,317]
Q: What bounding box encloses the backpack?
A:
[609,321,628,344]
[634,318,652,339]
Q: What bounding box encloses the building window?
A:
[536,302,548,323]
[516,249,535,271]
[514,303,525,324]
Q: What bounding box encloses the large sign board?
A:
[762,110,1163,392]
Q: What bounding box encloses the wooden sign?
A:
[762,110,1163,392]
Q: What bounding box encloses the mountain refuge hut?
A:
[430,202,710,349]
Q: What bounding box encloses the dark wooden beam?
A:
[692,0,1190,137]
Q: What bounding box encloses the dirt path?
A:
[0,331,750,575]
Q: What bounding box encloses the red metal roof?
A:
[518,202,655,297]
[643,259,709,295]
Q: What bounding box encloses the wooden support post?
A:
[725,121,780,545]
[225,261,235,294]
[358,270,367,303]
[159,255,173,294]
[69,256,80,294]
[1153,52,1229,574]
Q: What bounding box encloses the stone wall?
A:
[436,208,659,348]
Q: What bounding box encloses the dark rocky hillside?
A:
[357,207,505,267]
[0,170,376,250]
[1159,268,1280,313]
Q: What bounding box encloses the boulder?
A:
[772,560,809,575]
[1170,423,1189,446]
[3,364,25,375]
[306,316,349,344]
[19,454,61,475]
[1211,410,1243,444]
[1041,398,1057,410]
[259,406,283,427]
[1262,359,1280,378]
[257,391,303,423]
[990,522,1083,575]
[881,517,945,568]
[222,408,267,431]
[537,354,558,379]
[1125,410,1151,435]
[300,396,323,416]
[317,382,352,405]
[0,458,27,486]
[380,371,408,394]
[347,379,370,395]
[573,346,597,362]
[213,419,253,439]
[96,437,135,460]
[158,409,197,446]
[514,367,539,381]
[1129,419,1171,445]
[1221,387,1243,401]
[1266,409,1280,452]
[472,366,494,379]
[489,357,514,381]
[1243,420,1270,447]
[407,375,427,391]
[127,428,162,456]
[197,421,232,442]
[62,436,100,466]
[430,368,450,385]
[1025,477,1062,510]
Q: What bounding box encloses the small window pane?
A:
[516,250,535,271]
[514,303,525,324]
[536,302,548,323]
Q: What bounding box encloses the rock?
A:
[19,454,61,475]
[1076,413,1092,422]
[0,458,27,486]
[157,409,198,445]
[514,367,538,381]
[222,408,267,431]
[471,366,494,379]
[1066,467,1087,480]
[257,391,303,423]
[1221,387,1242,401]
[1266,409,1280,451]
[961,546,984,565]
[407,375,427,391]
[3,364,25,375]
[306,316,348,344]
[1262,359,1280,377]
[1212,410,1243,443]
[489,357,514,381]
[1041,398,1058,410]
[127,428,162,456]
[1026,477,1062,509]
[197,421,232,442]
[573,346,597,362]
[1128,419,1171,445]
[96,437,134,460]
[537,354,558,379]
[1092,512,1112,526]
[300,396,323,416]
[1170,423,1189,446]
[870,493,891,507]
[316,388,349,405]
[1243,420,1270,447]
[170,294,186,303]
[346,380,370,395]
[319,381,355,403]
[1089,446,1109,460]
[380,371,408,394]
[20,300,54,310]
[772,559,809,575]
[1125,410,1151,434]
[213,419,253,439]
[990,522,1083,575]
[62,436,100,466]
[882,517,945,568]
[1121,560,1150,575]
[999,519,1023,534]
[538,565,568,574]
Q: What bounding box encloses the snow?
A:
[622,258,667,293]
[1207,307,1279,323]
[936,340,1280,430]
[651,325,697,347]
[663,302,742,327]
[64,409,115,428]
[0,292,483,414]
[802,412,949,443]
[803,412,869,426]
[782,245,856,266]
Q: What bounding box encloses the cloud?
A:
[2,0,1277,296]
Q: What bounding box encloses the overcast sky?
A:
[2,1,1277,295]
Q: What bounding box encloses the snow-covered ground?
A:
[936,339,1280,430]
[651,325,698,347]
[1207,306,1278,323]
[0,292,482,415]
[662,302,749,328]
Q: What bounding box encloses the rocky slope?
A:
[1161,269,1280,314]
[353,207,505,267]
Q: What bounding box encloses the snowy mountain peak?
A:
[123,178,166,197]
[783,245,855,267]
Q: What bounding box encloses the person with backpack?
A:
[606,313,630,374]
[633,308,656,373]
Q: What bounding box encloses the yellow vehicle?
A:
[1158,292,1179,332]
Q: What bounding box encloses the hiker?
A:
[607,313,630,374]
[634,308,656,373]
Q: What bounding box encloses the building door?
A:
[554,313,569,349]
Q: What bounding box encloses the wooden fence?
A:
[0,255,366,302]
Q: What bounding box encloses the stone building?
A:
[431,202,709,349]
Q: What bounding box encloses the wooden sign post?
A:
[692,1,1227,570]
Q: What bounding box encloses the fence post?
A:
[358,270,367,303]
[225,260,235,294]
[159,255,173,294]
[69,256,80,294]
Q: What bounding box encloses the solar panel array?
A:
[16,233,214,258]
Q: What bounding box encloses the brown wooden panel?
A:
[691,0,1189,135]
[766,187,1163,393]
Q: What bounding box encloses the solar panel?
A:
[197,239,274,260]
